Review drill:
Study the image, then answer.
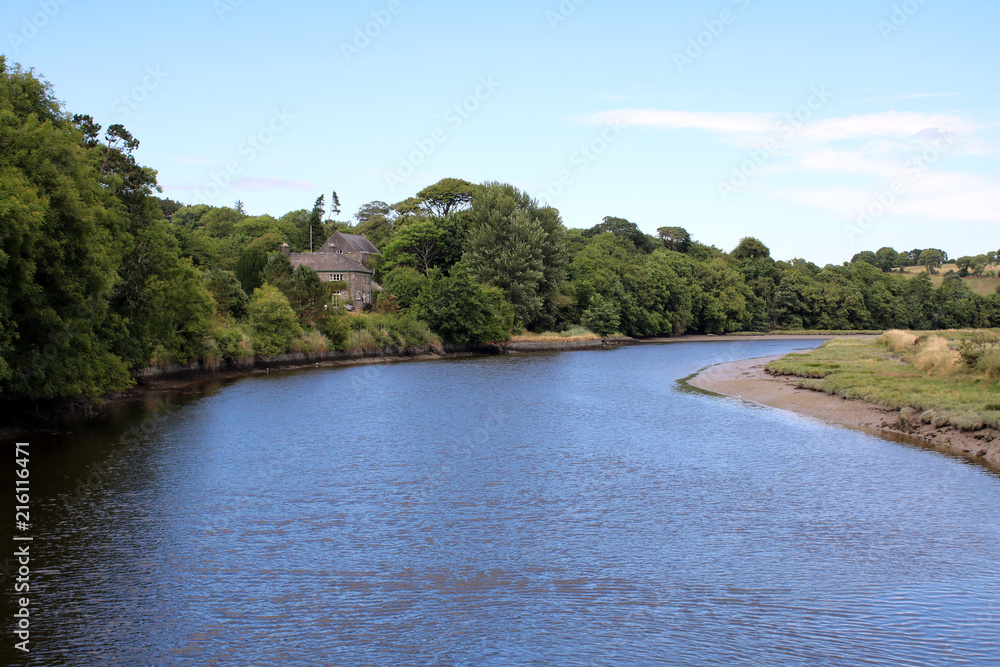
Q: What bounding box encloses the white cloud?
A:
[582,109,775,134]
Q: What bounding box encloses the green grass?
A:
[766,330,1000,431]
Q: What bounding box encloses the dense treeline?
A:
[3,60,1000,401]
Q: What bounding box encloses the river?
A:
[3,340,999,665]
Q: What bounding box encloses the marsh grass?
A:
[767,330,1000,430]
[881,329,918,352]
[510,326,601,342]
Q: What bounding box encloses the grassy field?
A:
[766,329,1000,431]
[899,264,1000,296]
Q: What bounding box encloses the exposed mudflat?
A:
[687,355,1000,471]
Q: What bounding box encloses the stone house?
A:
[283,232,380,309]
[318,232,380,266]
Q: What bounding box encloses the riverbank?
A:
[687,355,1000,470]
[0,337,634,440]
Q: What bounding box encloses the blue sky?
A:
[4,0,998,264]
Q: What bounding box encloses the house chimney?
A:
[281,242,291,256]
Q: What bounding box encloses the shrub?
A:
[976,347,1000,380]
[317,307,351,350]
[247,284,303,356]
[296,329,330,357]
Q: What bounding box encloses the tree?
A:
[354,201,393,249]
[463,182,566,329]
[234,200,246,215]
[287,265,331,324]
[657,226,691,252]
[308,195,326,251]
[235,248,268,295]
[580,295,621,338]
[204,267,248,319]
[874,247,898,272]
[852,250,878,267]
[247,284,302,356]
[732,237,772,261]
[414,269,513,344]
[329,190,341,221]
[416,178,475,217]
[585,216,656,253]
[200,206,243,238]
[382,219,446,275]
[919,248,944,274]
[971,255,989,278]
[382,267,427,310]
[0,59,133,398]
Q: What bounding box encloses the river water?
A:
[3,340,999,666]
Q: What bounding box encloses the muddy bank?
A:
[0,338,632,440]
[641,334,878,343]
[686,355,1000,471]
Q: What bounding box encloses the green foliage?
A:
[235,247,268,295]
[584,216,656,253]
[286,265,331,325]
[354,200,394,249]
[463,182,565,329]
[382,266,427,309]
[657,226,691,252]
[731,237,772,261]
[580,294,620,338]
[414,269,513,344]
[919,248,944,273]
[346,312,439,350]
[316,306,351,350]
[416,178,475,217]
[382,218,446,274]
[0,60,132,398]
[247,284,302,356]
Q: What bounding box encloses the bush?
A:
[317,308,351,350]
[247,284,302,356]
[976,347,1000,380]
[296,329,330,356]
[414,269,513,344]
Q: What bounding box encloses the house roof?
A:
[289,252,372,274]
[327,231,380,255]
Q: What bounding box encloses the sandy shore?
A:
[687,355,1000,471]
